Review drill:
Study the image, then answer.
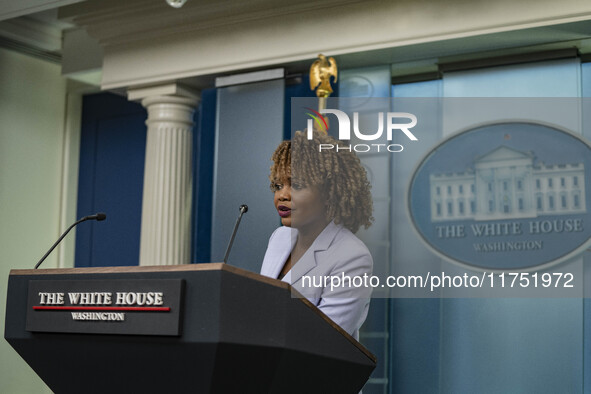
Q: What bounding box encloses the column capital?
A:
[140,95,198,112]
[128,82,200,104]
[141,96,197,128]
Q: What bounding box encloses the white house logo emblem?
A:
[430,146,586,222]
[408,122,591,270]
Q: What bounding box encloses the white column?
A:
[131,88,199,266]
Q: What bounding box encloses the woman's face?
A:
[272,175,328,232]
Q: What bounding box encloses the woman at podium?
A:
[260,130,374,340]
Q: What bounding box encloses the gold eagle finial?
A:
[310,54,338,98]
[309,54,337,133]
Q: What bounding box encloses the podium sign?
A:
[26,279,184,336]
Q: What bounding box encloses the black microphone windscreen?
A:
[96,213,107,221]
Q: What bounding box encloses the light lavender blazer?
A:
[260,221,373,340]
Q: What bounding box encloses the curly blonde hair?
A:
[270,131,374,233]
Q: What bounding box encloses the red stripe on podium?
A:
[33,306,170,312]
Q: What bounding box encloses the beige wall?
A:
[0,47,76,393]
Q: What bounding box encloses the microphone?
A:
[84,213,107,221]
[223,204,248,264]
[34,213,107,269]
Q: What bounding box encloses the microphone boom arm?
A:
[223,205,248,264]
[34,213,106,269]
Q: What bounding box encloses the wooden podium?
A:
[5,263,376,393]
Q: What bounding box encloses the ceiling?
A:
[0,7,74,63]
[4,0,591,90]
[0,0,85,21]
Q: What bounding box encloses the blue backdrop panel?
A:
[439,58,584,394]
[211,79,284,272]
[192,88,216,263]
[440,298,582,394]
[389,78,443,394]
[580,61,591,394]
[76,93,146,267]
[338,65,405,394]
